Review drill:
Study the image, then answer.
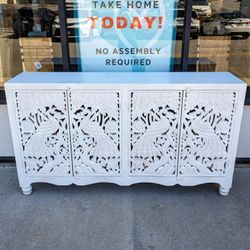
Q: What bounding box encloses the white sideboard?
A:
[5,72,246,195]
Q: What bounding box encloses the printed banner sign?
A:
[76,0,177,71]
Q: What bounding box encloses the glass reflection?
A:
[191,0,250,86]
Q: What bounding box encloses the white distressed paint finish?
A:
[130,91,182,176]
[15,91,71,176]
[179,91,237,177]
[69,91,121,176]
[5,72,246,196]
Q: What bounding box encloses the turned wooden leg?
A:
[21,185,32,195]
[219,185,230,196]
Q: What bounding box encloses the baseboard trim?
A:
[236,158,250,164]
[0,156,15,163]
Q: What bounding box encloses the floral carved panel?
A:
[70,92,121,176]
[130,91,182,176]
[15,91,71,176]
[179,91,237,176]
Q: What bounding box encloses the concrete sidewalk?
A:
[0,166,249,250]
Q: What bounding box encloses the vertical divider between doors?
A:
[121,88,130,179]
[66,89,75,177]
[176,90,185,179]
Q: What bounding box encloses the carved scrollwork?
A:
[70,92,121,175]
[15,91,71,175]
[179,91,237,176]
[130,91,181,175]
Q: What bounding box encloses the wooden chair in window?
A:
[19,37,54,72]
[0,36,13,84]
[197,36,231,72]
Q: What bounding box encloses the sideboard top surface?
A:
[5,72,245,85]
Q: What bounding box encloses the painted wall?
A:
[0,105,14,156]
[237,106,250,157]
[0,104,249,158]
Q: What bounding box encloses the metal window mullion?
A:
[181,0,193,71]
[58,0,70,71]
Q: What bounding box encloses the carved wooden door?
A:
[129,91,182,176]
[15,91,72,176]
[178,91,237,177]
[69,91,121,176]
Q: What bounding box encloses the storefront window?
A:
[0,0,249,86]
[192,0,250,86]
[0,0,61,88]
